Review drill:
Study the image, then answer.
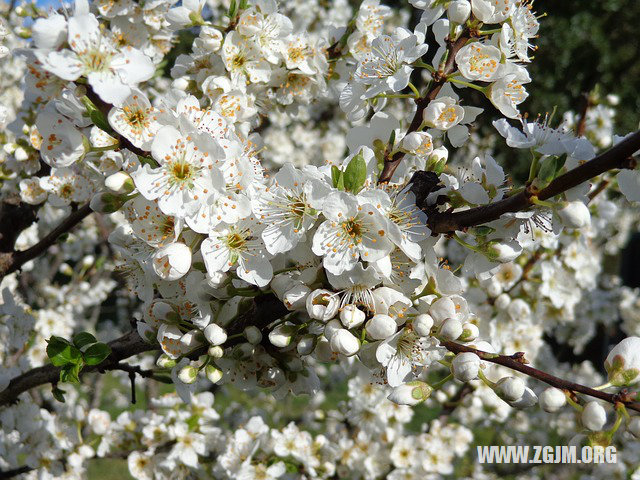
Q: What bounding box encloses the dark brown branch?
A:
[378,32,472,184]
[0,202,93,280]
[0,329,155,406]
[0,466,33,479]
[442,341,640,413]
[0,294,288,406]
[428,130,640,234]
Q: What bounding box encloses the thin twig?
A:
[0,203,93,280]
[442,341,640,412]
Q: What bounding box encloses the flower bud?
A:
[204,323,227,346]
[451,352,480,382]
[105,171,134,194]
[429,297,456,323]
[459,322,479,342]
[324,319,342,341]
[329,329,360,356]
[269,324,296,348]
[439,317,463,341]
[340,304,366,329]
[152,242,192,281]
[306,289,340,322]
[366,314,397,340]
[208,345,224,358]
[297,334,316,355]
[508,387,538,409]
[581,401,607,431]
[494,293,511,310]
[314,338,334,362]
[283,284,310,310]
[244,326,262,345]
[205,364,223,383]
[448,0,471,24]
[156,355,176,369]
[605,337,640,386]
[177,364,198,384]
[484,241,522,263]
[557,201,591,229]
[413,313,434,337]
[539,387,566,413]
[387,381,433,406]
[496,376,525,402]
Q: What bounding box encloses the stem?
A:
[442,340,640,413]
[408,82,421,98]
[447,77,486,92]
[432,373,454,390]
[90,143,120,153]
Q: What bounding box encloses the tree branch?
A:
[427,130,640,234]
[0,202,93,281]
[442,340,640,413]
[0,294,289,406]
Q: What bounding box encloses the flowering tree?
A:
[1,0,640,478]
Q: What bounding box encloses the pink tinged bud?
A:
[496,376,525,402]
[306,289,340,322]
[204,323,227,346]
[387,381,433,406]
[581,401,607,431]
[451,352,480,382]
[366,314,397,340]
[151,242,192,281]
[439,317,463,340]
[605,336,640,386]
[339,304,366,329]
[413,313,434,337]
[329,329,360,356]
[557,201,591,229]
[539,387,566,413]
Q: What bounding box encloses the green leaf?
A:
[227,0,238,18]
[60,362,82,384]
[331,165,345,190]
[52,386,66,403]
[152,375,174,384]
[343,150,367,193]
[72,332,97,350]
[88,109,112,134]
[47,336,82,367]
[537,156,558,185]
[83,342,111,366]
